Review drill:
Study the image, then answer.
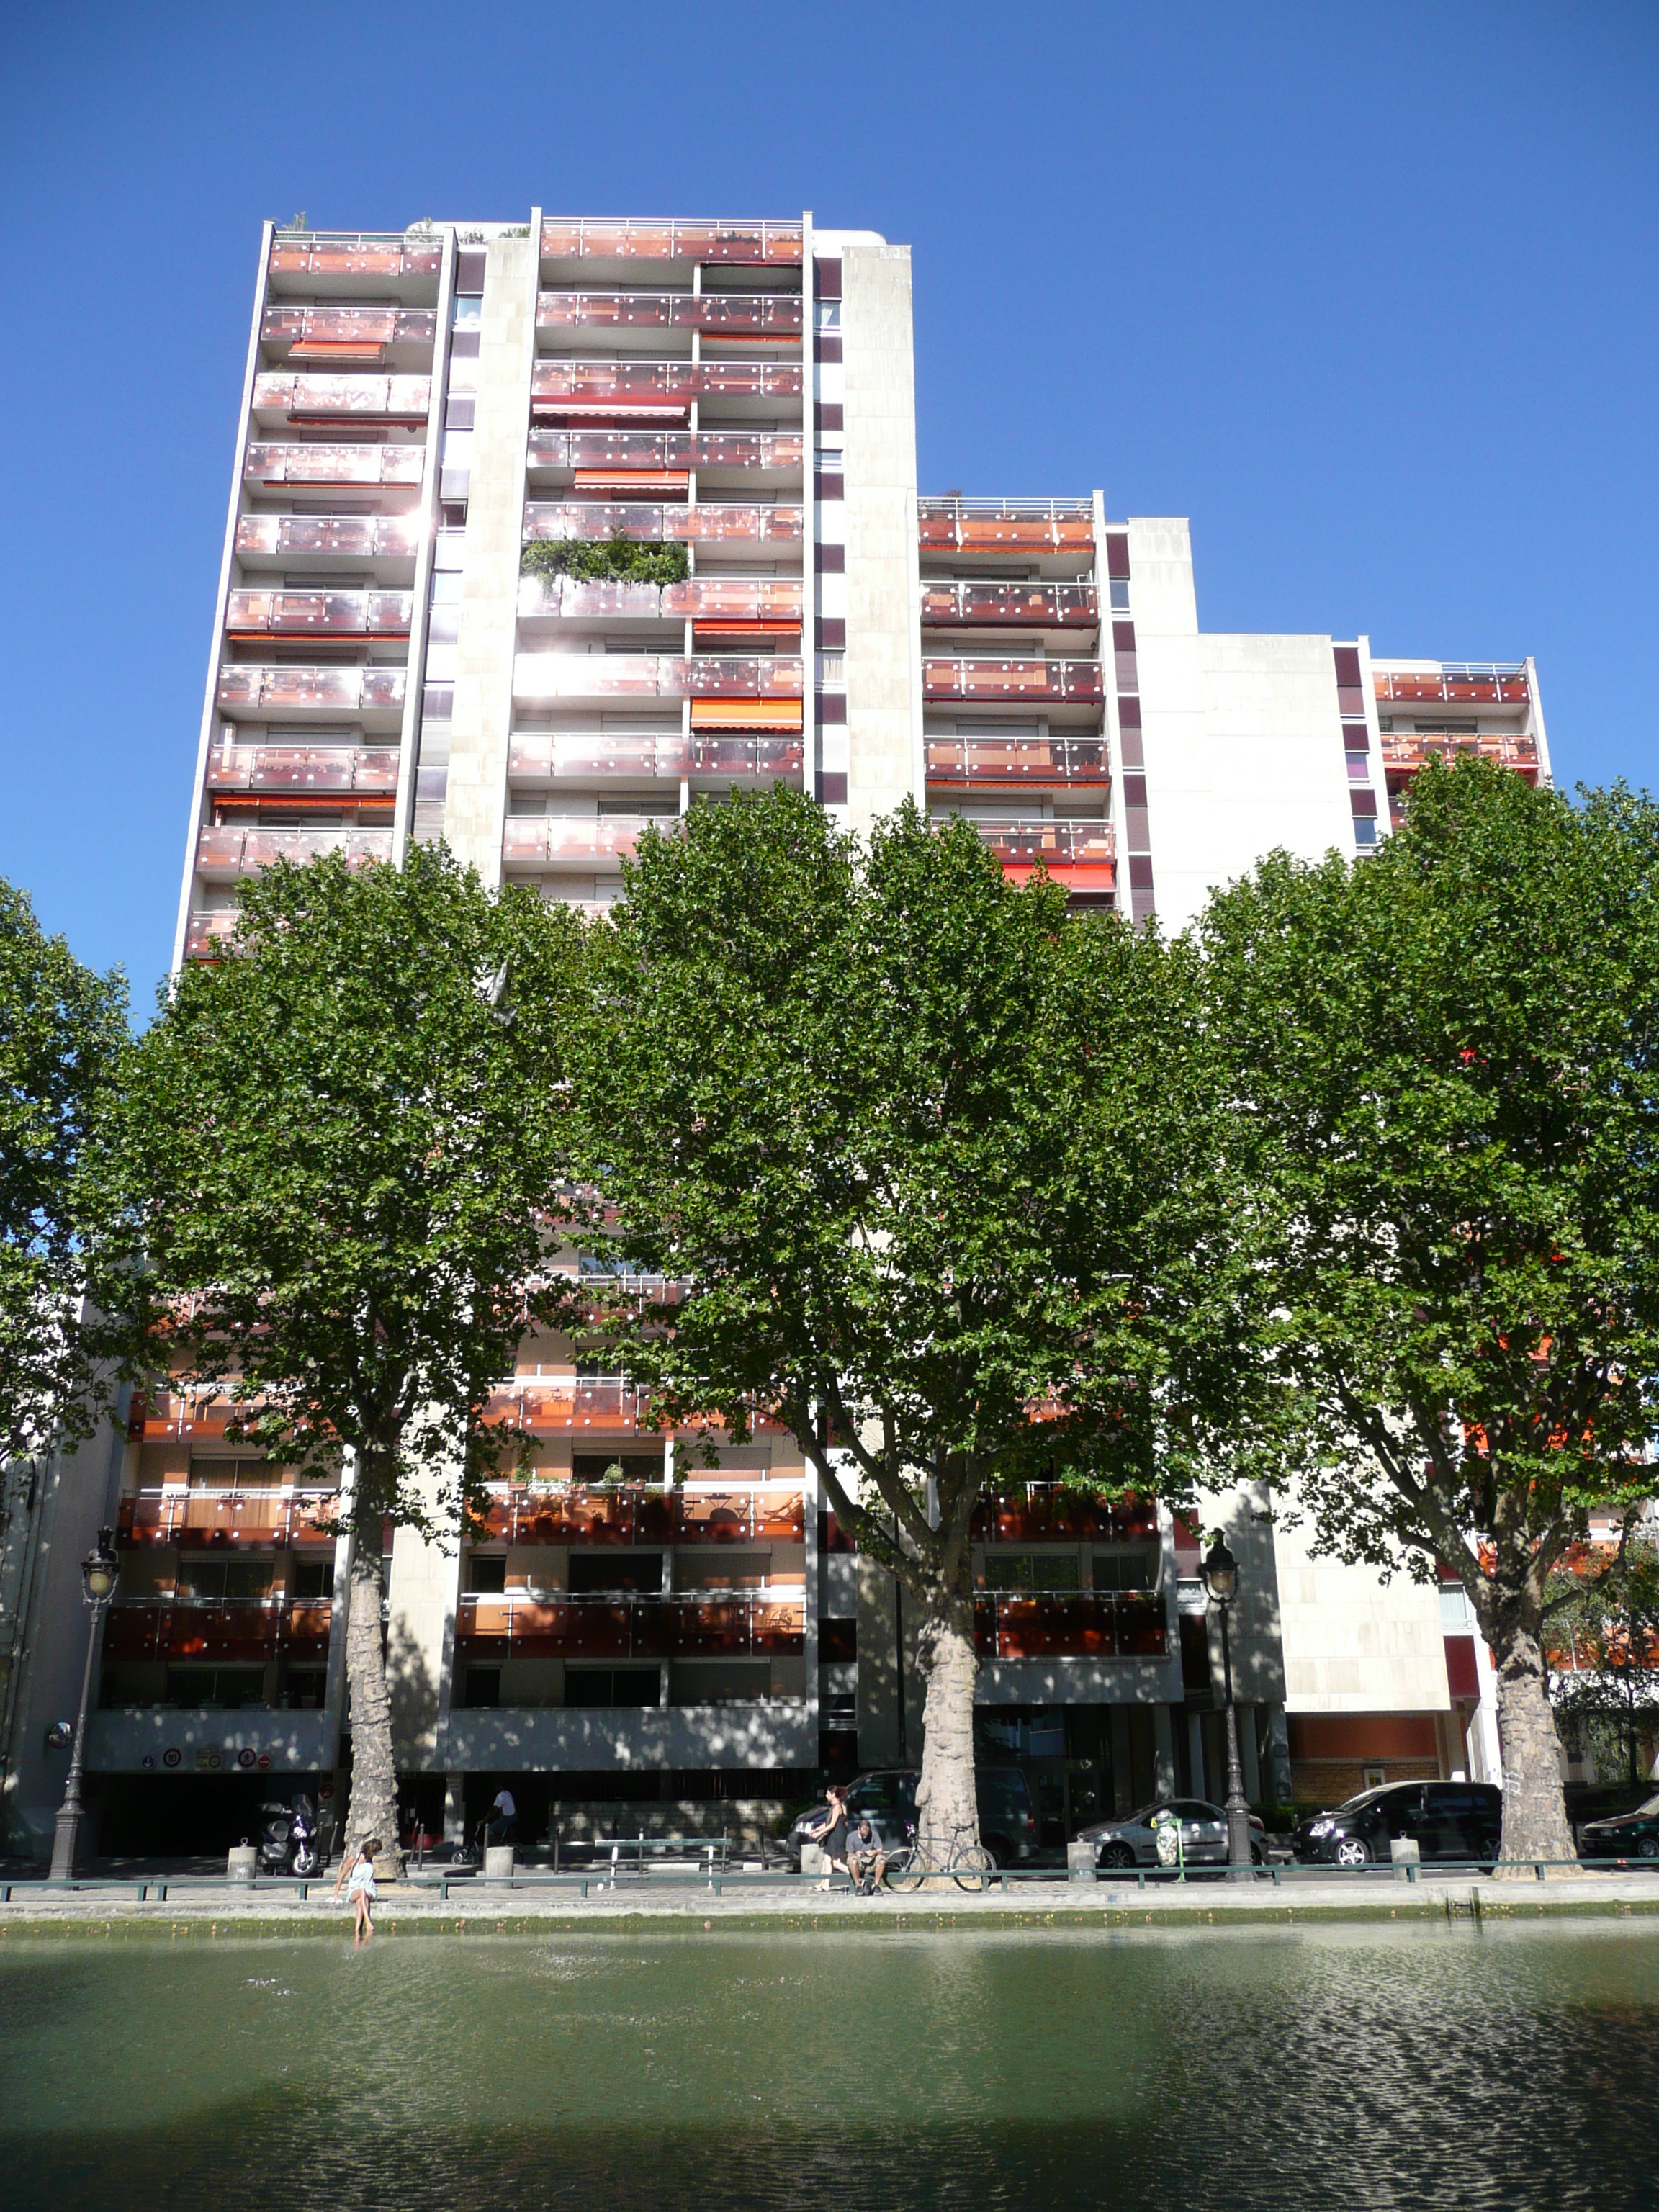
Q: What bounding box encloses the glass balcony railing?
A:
[244,443,426,488]
[919,498,1096,552]
[225,590,413,639]
[923,657,1104,703]
[925,736,1110,786]
[269,233,442,278]
[104,1597,334,1663]
[206,742,401,794]
[456,1590,804,1660]
[196,825,394,877]
[1382,732,1541,778]
[972,1592,1167,1660]
[235,512,422,561]
[532,359,804,416]
[920,581,1098,629]
[527,431,804,472]
[1374,665,1530,706]
[509,732,803,781]
[469,1483,805,1546]
[216,665,408,714]
[518,577,804,623]
[260,305,438,360]
[541,217,804,265]
[513,655,804,701]
[252,372,431,423]
[523,503,803,545]
[501,817,673,868]
[965,819,1117,866]
[971,1488,1159,1542]
[184,912,240,960]
[537,292,804,336]
[117,1488,338,1549]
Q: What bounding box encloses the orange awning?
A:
[572,469,690,495]
[289,341,387,363]
[689,698,804,732]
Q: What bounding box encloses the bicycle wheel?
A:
[952,1845,995,1894]
[884,1845,927,1894]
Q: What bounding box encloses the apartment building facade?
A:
[0,211,1552,1858]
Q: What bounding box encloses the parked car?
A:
[1577,1791,1659,1862]
[1076,1798,1267,1872]
[1293,1780,1501,1869]
[783,1766,1039,1869]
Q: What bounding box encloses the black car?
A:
[1294,1780,1501,1869]
[1578,1791,1659,1863]
[784,1766,1040,1869]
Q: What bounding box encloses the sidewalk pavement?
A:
[4,1866,1659,1938]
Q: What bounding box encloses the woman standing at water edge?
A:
[807,1786,850,1892]
[333,1837,380,1943]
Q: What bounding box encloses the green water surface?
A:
[1,1921,1654,2210]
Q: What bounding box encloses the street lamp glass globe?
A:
[81,1527,120,1604]
[1202,1534,1239,1606]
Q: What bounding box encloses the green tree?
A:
[1197,760,1659,1867]
[99,847,579,1860]
[1548,1529,1659,1792]
[571,789,1251,1853]
[0,880,128,1467]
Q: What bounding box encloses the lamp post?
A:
[48,1525,120,1884]
[1201,1531,1255,1881]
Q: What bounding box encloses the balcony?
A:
[923,657,1104,704]
[925,736,1110,786]
[216,665,408,714]
[235,512,422,562]
[1382,732,1541,780]
[538,292,804,338]
[532,359,804,421]
[104,1597,333,1663]
[252,372,431,425]
[971,1489,1159,1542]
[269,233,441,279]
[965,819,1117,868]
[224,590,413,641]
[541,217,804,265]
[471,1483,805,1546]
[972,1593,1167,1661]
[527,430,804,473]
[196,825,394,879]
[455,1591,804,1660]
[206,742,401,795]
[184,912,240,960]
[1374,664,1530,706]
[919,498,1096,552]
[513,654,804,703]
[501,817,672,869]
[480,1375,786,1436]
[524,502,803,546]
[117,1488,338,1549]
[261,305,438,362]
[508,732,804,781]
[920,582,1098,629]
[518,576,803,625]
[244,443,426,489]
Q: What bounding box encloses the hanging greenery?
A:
[521,538,689,586]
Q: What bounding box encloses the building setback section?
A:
[0,210,1555,1864]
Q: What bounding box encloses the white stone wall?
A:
[1272,1520,1450,1714]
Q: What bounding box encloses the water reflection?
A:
[1,1924,1655,2210]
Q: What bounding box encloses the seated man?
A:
[485,1786,518,1848]
[848,1815,886,1896]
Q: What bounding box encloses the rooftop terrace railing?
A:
[1374,665,1530,705]
[269,233,442,278]
[541,217,804,265]
[919,498,1096,552]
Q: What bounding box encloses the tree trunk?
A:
[914,1596,980,1854]
[342,1542,402,1872]
[1491,1622,1578,1873]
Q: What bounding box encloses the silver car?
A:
[1076,1797,1266,1871]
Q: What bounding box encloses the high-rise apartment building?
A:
[0,213,1552,1860]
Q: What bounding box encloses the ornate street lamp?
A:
[47,1526,120,1884]
[1202,1531,1256,1880]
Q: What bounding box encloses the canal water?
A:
[1,1921,1655,2210]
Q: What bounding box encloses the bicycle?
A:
[882,1820,997,1894]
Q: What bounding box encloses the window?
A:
[463,1666,501,1708]
[1092,1547,1156,1592]
[565,1668,660,1709]
[165,1665,266,1709]
[291,1560,334,1601]
[176,1558,274,1601]
[467,1555,507,1593]
[570,1552,662,1594]
[819,1617,857,1663]
[981,1552,1080,1593]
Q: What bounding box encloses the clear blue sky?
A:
[2,2,1654,1009]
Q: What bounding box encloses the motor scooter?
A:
[256,1794,323,1876]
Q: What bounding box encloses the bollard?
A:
[801,1843,824,1876]
[1390,1838,1421,1883]
[1066,1840,1097,1884]
[483,1845,516,1883]
[227,1843,258,1885]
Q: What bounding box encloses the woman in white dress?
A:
[333,1835,381,1943]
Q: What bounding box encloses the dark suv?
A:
[785,1766,1039,1869]
[1293,1780,1502,1869]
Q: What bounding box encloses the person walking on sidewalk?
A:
[807,1786,850,1892]
[334,1835,381,1944]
